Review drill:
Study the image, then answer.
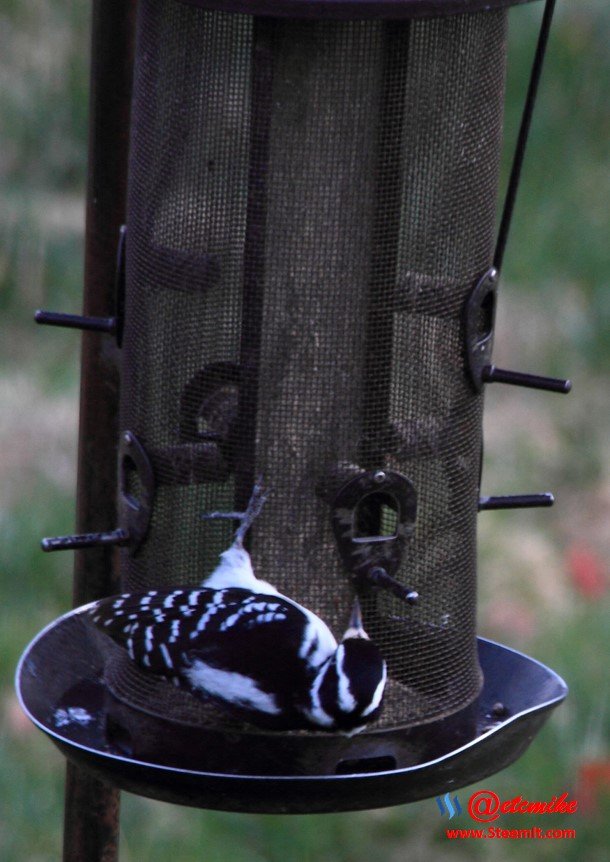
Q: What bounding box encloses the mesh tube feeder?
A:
[19,0,569,818]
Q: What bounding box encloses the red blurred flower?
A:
[577,760,610,815]
[566,543,608,599]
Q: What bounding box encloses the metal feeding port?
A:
[19,0,571,830]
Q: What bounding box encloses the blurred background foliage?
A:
[0,1,608,859]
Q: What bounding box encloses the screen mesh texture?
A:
[121,0,508,729]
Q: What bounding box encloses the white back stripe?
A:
[183,660,281,715]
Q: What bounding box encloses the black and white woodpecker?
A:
[80,481,387,733]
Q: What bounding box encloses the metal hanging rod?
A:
[478,493,554,511]
[494,0,558,273]
[34,224,126,341]
[35,309,117,333]
[41,529,130,553]
[482,365,571,393]
[366,566,419,605]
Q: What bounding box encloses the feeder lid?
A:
[176,0,539,20]
[16,604,566,814]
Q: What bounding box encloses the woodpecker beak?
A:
[342,597,369,641]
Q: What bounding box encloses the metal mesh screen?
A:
[121,0,508,730]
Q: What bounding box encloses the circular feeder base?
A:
[16,610,566,813]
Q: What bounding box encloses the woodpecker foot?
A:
[201,477,269,546]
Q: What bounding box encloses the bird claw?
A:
[201,476,270,546]
[234,476,269,545]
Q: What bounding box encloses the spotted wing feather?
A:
[82,588,337,726]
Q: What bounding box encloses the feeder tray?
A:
[17,607,566,813]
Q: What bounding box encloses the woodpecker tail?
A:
[341,597,369,642]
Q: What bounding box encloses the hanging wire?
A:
[494,0,558,273]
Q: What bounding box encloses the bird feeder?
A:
[18,0,570,847]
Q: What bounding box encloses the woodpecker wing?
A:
[81,588,338,724]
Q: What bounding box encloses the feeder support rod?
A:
[62,1,136,860]
[494,0,557,273]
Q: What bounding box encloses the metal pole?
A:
[63,1,136,860]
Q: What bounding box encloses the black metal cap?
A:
[176,0,539,21]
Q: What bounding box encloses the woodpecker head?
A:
[305,598,386,733]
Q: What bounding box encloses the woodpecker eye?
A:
[353,492,399,543]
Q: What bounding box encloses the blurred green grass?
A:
[1,1,608,860]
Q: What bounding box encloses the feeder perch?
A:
[17,0,571,851]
